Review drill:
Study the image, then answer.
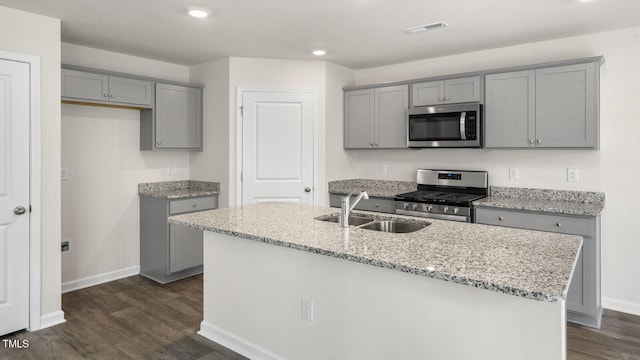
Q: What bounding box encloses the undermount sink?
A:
[357,220,429,233]
[316,214,374,226]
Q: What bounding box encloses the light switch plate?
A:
[509,167,519,180]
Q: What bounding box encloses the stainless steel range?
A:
[395,169,488,222]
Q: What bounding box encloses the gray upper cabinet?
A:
[412,76,480,106]
[344,84,408,149]
[485,62,599,148]
[535,63,597,148]
[62,69,152,107]
[485,70,536,147]
[140,83,203,151]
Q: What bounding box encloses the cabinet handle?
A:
[110,94,116,98]
[103,93,109,97]
[192,203,198,208]
[536,139,542,144]
[529,139,534,144]
[438,97,444,101]
[556,223,562,227]
[156,141,162,145]
[444,97,450,101]
[498,216,504,221]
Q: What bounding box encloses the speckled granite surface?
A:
[474,186,605,216]
[328,179,417,198]
[138,180,220,199]
[169,202,582,302]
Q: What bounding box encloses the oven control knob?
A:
[453,207,459,214]
[412,203,418,210]
[426,205,433,212]
[443,206,449,213]
[403,203,409,210]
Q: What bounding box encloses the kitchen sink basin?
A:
[315,214,374,226]
[357,220,429,233]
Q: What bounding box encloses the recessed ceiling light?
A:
[403,21,449,34]
[187,7,211,18]
[312,50,326,56]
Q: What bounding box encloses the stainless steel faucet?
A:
[340,191,369,228]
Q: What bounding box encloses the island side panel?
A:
[199,232,567,360]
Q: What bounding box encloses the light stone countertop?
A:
[169,202,582,303]
[328,179,416,198]
[138,180,220,199]
[474,186,605,216]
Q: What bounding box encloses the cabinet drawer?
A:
[355,197,396,214]
[475,207,592,236]
[170,196,218,215]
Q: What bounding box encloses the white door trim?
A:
[236,87,319,207]
[0,50,42,331]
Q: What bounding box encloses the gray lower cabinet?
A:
[62,69,153,107]
[475,206,601,328]
[344,84,408,149]
[140,195,218,283]
[411,76,481,106]
[485,61,599,148]
[140,83,203,150]
[329,194,396,214]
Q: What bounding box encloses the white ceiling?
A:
[1,0,639,69]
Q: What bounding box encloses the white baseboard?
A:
[603,297,640,316]
[40,310,66,330]
[198,321,285,360]
[61,266,140,293]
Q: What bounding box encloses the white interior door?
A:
[0,59,30,336]
[241,90,315,205]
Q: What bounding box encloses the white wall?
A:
[0,5,62,324]
[324,62,357,195]
[347,27,640,314]
[61,45,191,287]
[189,58,231,207]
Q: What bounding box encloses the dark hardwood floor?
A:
[1,274,639,359]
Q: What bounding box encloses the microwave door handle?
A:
[459,111,466,140]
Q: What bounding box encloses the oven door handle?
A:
[459,111,466,140]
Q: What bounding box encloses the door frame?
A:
[235,87,319,206]
[0,50,42,331]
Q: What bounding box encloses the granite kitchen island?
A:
[169,202,582,360]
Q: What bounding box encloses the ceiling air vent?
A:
[403,21,449,34]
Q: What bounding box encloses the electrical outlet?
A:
[509,167,519,180]
[567,168,579,182]
[61,168,69,180]
[61,240,70,253]
[379,163,388,175]
[301,297,314,322]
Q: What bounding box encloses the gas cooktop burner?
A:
[395,190,486,205]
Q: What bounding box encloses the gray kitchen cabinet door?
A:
[535,63,597,148]
[154,83,203,149]
[344,89,375,148]
[169,224,204,273]
[375,85,408,148]
[108,76,153,107]
[485,70,536,147]
[411,80,443,107]
[475,206,601,328]
[444,76,481,104]
[412,76,480,106]
[62,69,109,102]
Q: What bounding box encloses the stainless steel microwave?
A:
[407,103,482,148]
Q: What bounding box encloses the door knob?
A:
[14,206,26,215]
[304,187,311,193]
